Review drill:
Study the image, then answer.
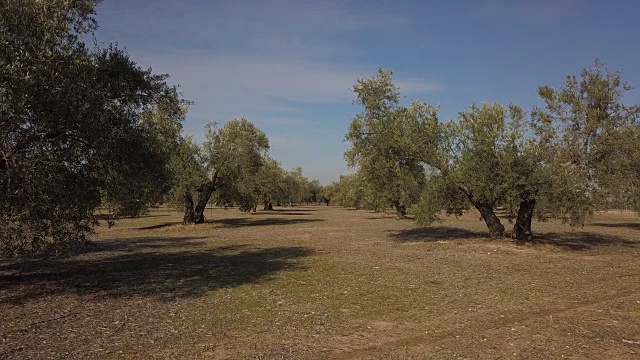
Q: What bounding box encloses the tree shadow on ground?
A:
[136,217,325,230]
[591,222,640,231]
[95,213,170,221]
[270,208,317,212]
[260,212,312,216]
[533,232,638,250]
[137,222,183,230]
[388,227,487,242]
[0,237,315,304]
[210,218,324,228]
[366,216,415,220]
[88,236,210,253]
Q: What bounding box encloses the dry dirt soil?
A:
[1,205,640,359]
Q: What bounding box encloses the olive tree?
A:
[182,118,269,223]
[415,60,638,240]
[166,136,207,213]
[413,101,592,240]
[505,60,640,239]
[281,167,308,206]
[328,174,366,209]
[533,60,640,215]
[345,69,440,218]
[413,102,533,238]
[306,179,322,204]
[1,0,185,255]
[255,157,287,211]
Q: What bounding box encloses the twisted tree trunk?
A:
[192,182,215,223]
[457,184,505,238]
[393,200,407,219]
[512,198,536,241]
[183,191,196,225]
[474,201,505,238]
[183,176,217,224]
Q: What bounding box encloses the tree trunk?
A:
[512,198,536,242]
[457,184,504,238]
[474,201,505,238]
[183,191,196,225]
[393,200,407,219]
[192,181,215,224]
[263,202,273,211]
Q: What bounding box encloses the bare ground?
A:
[1,206,640,359]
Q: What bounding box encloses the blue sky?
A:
[94,0,640,184]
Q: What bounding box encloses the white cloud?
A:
[269,135,303,148]
[254,116,310,127]
[98,0,438,124]
[473,0,580,21]
[98,0,411,59]
[130,51,444,123]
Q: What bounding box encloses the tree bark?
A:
[512,198,536,241]
[457,184,505,238]
[192,181,215,224]
[183,191,196,225]
[393,200,407,219]
[474,201,505,238]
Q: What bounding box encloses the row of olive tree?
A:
[339,63,639,241]
[169,119,321,225]
[0,0,320,256]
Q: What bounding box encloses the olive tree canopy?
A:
[1,0,187,255]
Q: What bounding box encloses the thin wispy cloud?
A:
[100,0,436,128]
[269,135,303,148]
[131,51,443,123]
[473,0,580,21]
[99,0,411,59]
[252,116,314,127]
[95,0,636,184]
